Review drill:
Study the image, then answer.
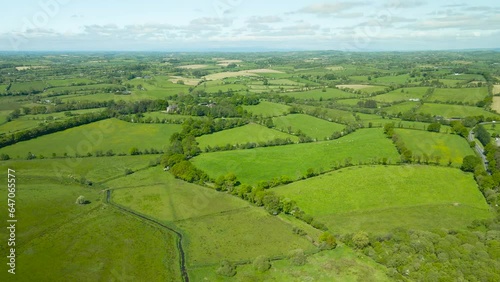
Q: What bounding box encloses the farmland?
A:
[274,166,492,233]
[1,50,499,281]
[192,128,400,185]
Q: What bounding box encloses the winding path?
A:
[106,190,189,282]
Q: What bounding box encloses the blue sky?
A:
[1,0,499,51]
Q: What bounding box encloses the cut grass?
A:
[417,103,499,119]
[273,114,345,140]
[382,102,420,115]
[243,101,291,117]
[426,87,488,104]
[493,97,500,114]
[394,128,475,165]
[0,118,181,158]
[273,165,492,234]
[192,128,400,185]
[196,123,298,149]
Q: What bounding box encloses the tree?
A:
[319,232,337,250]
[427,122,441,133]
[461,155,481,172]
[475,125,491,146]
[253,256,271,272]
[75,195,88,205]
[352,231,370,249]
[216,261,236,277]
[129,147,140,155]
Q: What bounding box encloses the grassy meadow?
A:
[192,128,400,185]
[273,114,345,140]
[196,123,298,149]
[0,118,181,158]
[274,165,492,234]
[243,101,291,117]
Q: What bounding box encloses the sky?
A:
[0,0,499,52]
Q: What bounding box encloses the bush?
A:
[352,231,370,249]
[319,232,337,250]
[216,261,236,277]
[253,256,271,272]
[75,195,88,205]
[288,249,307,266]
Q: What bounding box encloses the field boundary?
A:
[106,190,189,282]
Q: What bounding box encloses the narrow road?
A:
[106,190,189,282]
[468,122,494,171]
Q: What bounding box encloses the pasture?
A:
[281,88,355,100]
[192,128,400,185]
[426,87,488,104]
[191,246,390,281]
[494,85,500,95]
[243,101,291,117]
[196,123,298,149]
[273,165,492,233]
[382,102,420,115]
[417,103,500,119]
[110,169,249,222]
[177,208,315,266]
[492,97,500,114]
[0,118,181,158]
[373,87,430,103]
[273,114,345,140]
[0,160,179,281]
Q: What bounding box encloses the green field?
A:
[9,81,47,93]
[280,88,355,100]
[190,245,390,281]
[109,169,315,266]
[417,103,499,119]
[427,87,488,104]
[274,165,492,233]
[193,128,400,185]
[110,169,250,222]
[243,101,291,117]
[0,118,181,158]
[273,114,345,140]
[382,102,420,115]
[373,87,430,103]
[196,123,298,149]
[300,105,357,123]
[0,160,179,281]
[394,129,475,165]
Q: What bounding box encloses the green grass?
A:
[394,129,475,165]
[444,74,485,81]
[193,128,400,185]
[426,87,489,104]
[177,208,315,266]
[438,79,464,87]
[243,101,291,117]
[46,78,95,87]
[0,108,107,134]
[382,102,420,115]
[190,246,390,282]
[9,81,47,93]
[109,168,314,267]
[274,165,492,234]
[273,114,345,140]
[196,123,298,149]
[300,105,357,123]
[280,88,355,100]
[373,87,430,103]
[336,99,362,106]
[0,118,181,158]
[110,169,250,222]
[0,160,179,281]
[417,103,499,119]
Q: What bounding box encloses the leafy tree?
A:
[427,122,441,133]
[352,231,370,249]
[319,232,337,250]
[475,124,491,146]
[129,147,140,155]
[75,195,88,205]
[461,155,481,172]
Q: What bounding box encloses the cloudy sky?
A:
[1,0,499,51]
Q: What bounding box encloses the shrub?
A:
[216,260,236,277]
[288,249,307,266]
[253,256,271,272]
